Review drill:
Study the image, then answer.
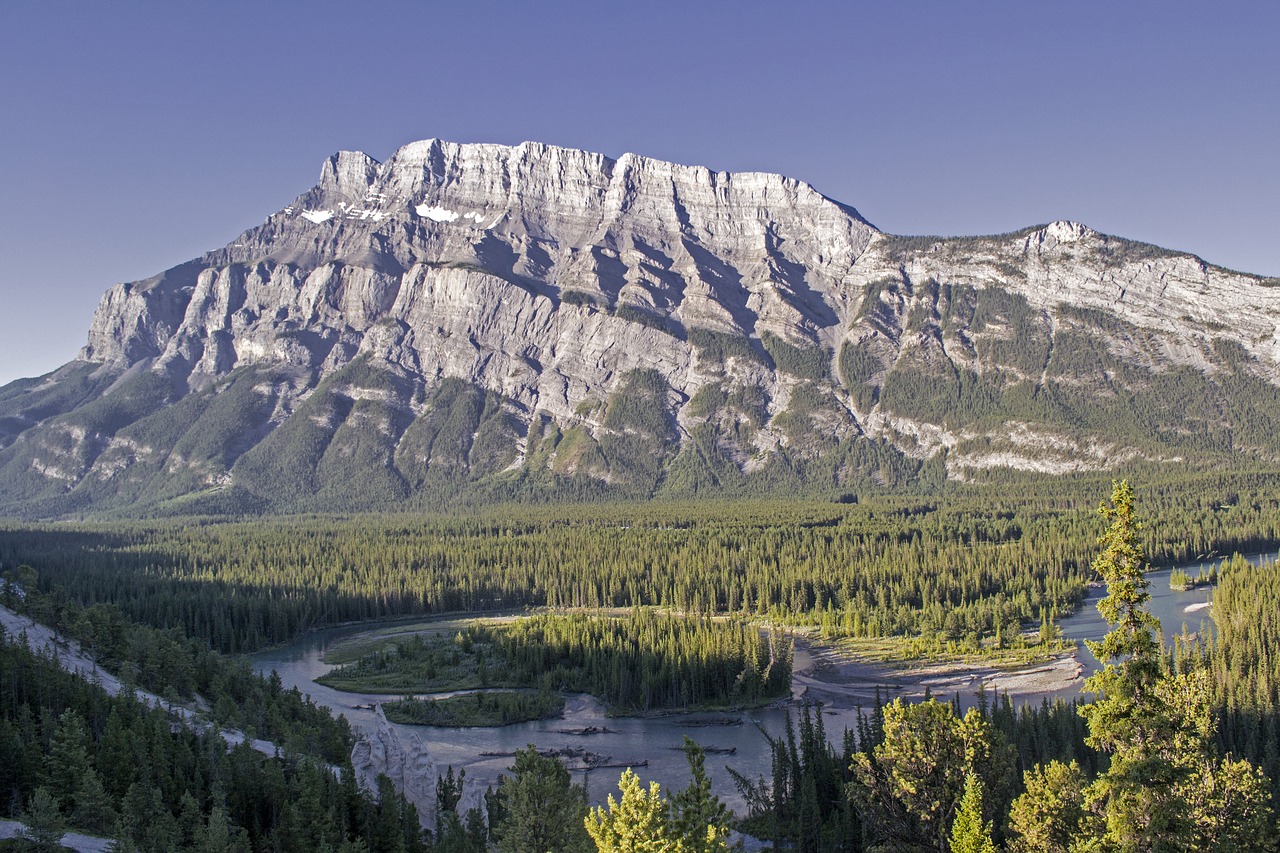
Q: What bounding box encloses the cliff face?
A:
[4,139,1280,515]
[83,140,875,415]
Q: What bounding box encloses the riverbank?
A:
[790,633,1087,709]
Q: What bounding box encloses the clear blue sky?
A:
[1,1,1277,385]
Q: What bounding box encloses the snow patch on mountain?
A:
[416,204,460,222]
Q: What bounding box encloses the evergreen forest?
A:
[0,601,428,852]
[3,468,1279,656]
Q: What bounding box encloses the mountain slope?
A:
[3,140,1280,516]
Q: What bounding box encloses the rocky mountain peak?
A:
[274,138,875,255]
[83,139,882,375]
[1038,220,1094,244]
[320,149,381,193]
[8,140,1280,516]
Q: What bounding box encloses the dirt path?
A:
[0,818,113,852]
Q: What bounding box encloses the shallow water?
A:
[250,550,1275,808]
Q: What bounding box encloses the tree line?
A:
[3,468,1278,657]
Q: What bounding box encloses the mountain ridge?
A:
[5,138,1280,517]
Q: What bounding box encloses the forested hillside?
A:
[0,581,427,852]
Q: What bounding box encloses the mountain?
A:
[3,139,1280,516]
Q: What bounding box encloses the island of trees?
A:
[320,610,792,714]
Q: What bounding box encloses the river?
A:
[250,550,1275,811]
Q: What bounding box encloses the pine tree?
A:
[20,787,66,853]
[851,698,993,851]
[371,775,410,853]
[668,739,736,853]
[1182,755,1276,851]
[71,769,117,836]
[435,765,465,837]
[1007,760,1086,853]
[1082,481,1162,705]
[44,708,93,815]
[585,769,675,853]
[1078,480,1186,848]
[194,804,245,853]
[492,747,591,853]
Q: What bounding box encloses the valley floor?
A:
[308,611,1087,716]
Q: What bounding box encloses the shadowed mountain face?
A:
[4,140,1280,516]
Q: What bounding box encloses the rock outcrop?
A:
[3,139,1280,515]
[351,706,438,828]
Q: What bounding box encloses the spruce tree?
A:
[948,773,996,853]
[668,739,735,853]
[435,765,465,838]
[72,769,117,836]
[1078,480,1185,848]
[1076,481,1277,851]
[44,708,92,815]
